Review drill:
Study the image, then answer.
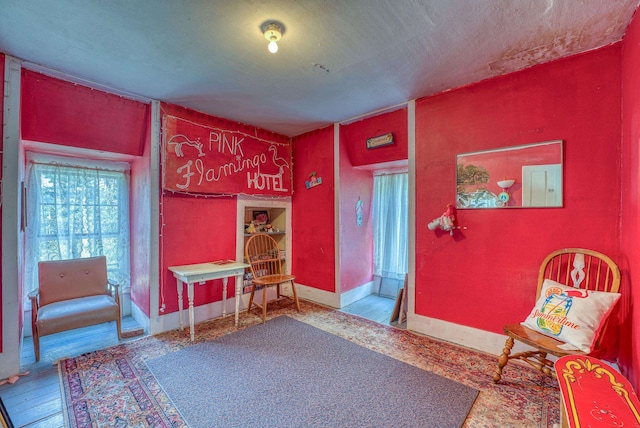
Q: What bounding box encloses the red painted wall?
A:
[159,103,290,312]
[21,70,148,156]
[415,46,622,338]
[0,53,4,351]
[338,111,408,292]
[291,127,336,292]
[19,72,152,318]
[342,109,408,167]
[159,193,238,312]
[620,9,640,391]
[338,127,374,292]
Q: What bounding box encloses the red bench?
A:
[555,355,640,427]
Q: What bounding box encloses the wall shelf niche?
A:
[236,195,292,294]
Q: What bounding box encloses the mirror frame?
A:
[456,140,563,209]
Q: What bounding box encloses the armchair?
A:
[29,256,121,361]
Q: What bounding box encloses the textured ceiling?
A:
[1,1,638,136]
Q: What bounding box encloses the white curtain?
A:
[24,155,131,305]
[372,173,408,280]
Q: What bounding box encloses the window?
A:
[24,154,131,305]
[372,173,408,280]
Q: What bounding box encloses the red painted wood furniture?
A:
[555,355,640,427]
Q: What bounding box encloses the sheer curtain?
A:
[372,173,408,280]
[24,154,131,305]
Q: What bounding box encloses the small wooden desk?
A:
[168,261,249,341]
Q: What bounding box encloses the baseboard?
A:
[339,281,375,308]
[142,288,537,362]
[294,283,341,308]
[149,285,312,335]
[130,301,150,333]
[407,313,533,357]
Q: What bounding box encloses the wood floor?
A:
[0,317,143,427]
[0,295,395,427]
[340,293,400,326]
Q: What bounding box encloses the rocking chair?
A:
[493,248,621,383]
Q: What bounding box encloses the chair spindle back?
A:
[245,234,283,279]
[536,248,621,300]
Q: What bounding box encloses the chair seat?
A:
[252,273,295,286]
[37,295,119,336]
[504,323,587,358]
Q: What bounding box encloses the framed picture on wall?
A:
[252,210,269,225]
[366,132,394,149]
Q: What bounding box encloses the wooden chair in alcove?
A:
[493,248,621,383]
[244,233,300,323]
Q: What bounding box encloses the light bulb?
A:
[263,22,282,53]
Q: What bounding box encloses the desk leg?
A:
[222,277,228,318]
[235,274,242,327]
[188,282,195,342]
[177,279,184,331]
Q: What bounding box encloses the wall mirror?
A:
[456,140,563,209]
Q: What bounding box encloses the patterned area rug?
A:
[58,301,560,427]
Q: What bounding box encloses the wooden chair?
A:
[493,248,621,383]
[29,256,121,361]
[244,233,300,323]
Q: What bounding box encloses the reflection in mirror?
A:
[456,140,563,209]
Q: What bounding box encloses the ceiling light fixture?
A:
[263,22,283,54]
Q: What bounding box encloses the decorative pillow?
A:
[521,279,621,353]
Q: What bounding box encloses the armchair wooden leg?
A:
[493,336,514,383]
[116,317,122,340]
[33,331,40,362]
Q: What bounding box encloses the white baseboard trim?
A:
[141,290,543,363]
[339,281,375,307]
[150,298,236,335]
[295,283,341,308]
[407,313,533,357]
[130,301,150,333]
[148,285,304,335]
[23,308,33,337]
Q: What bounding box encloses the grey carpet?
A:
[145,316,478,428]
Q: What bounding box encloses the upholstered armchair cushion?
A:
[35,294,120,337]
